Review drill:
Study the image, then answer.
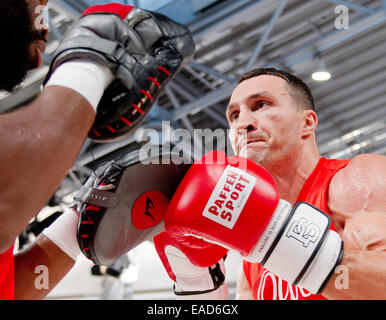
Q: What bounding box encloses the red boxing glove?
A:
[81,3,135,18]
[165,151,343,295]
[153,231,228,299]
[166,150,279,259]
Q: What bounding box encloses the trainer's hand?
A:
[153,231,228,300]
[44,3,195,142]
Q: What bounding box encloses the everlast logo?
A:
[203,165,256,229]
[144,197,156,221]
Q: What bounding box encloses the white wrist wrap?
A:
[45,59,113,112]
[248,201,343,295]
[247,199,292,263]
[42,206,81,261]
[299,230,343,294]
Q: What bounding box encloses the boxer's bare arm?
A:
[0,86,95,253]
[236,264,254,300]
[322,154,386,299]
[13,234,75,300]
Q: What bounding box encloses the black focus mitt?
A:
[44,3,195,142]
[74,145,192,265]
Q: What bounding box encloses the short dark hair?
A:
[238,68,315,111]
[0,0,33,92]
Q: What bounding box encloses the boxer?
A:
[156,68,386,300]
[0,1,194,299]
[229,68,386,300]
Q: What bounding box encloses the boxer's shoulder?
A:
[329,153,386,196]
[328,154,386,224]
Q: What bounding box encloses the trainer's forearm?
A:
[14,234,76,300]
[0,86,94,251]
[321,249,386,300]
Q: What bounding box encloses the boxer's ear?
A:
[301,109,318,139]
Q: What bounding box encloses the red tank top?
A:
[243,157,351,300]
[0,244,15,299]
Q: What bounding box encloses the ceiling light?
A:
[312,70,331,81]
[311,54,331,81]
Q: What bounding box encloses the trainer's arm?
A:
[0,86,94,253]
[322,154,386,300]
[13,234,76,300]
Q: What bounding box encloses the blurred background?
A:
[4,0,386,299]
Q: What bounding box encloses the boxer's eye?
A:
[252,101,269,111]
[228,111,239,121]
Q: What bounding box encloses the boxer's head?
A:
[227,68,318,169]
[0,0,49,92]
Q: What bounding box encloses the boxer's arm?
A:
[322,154,386,300]
[236,264,254,300]
[13,234,76,300]
[0,86,94,253]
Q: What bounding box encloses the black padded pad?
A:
[75,145,192,265]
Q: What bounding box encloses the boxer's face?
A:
[227,75,305,167]
[27,0,49,70]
